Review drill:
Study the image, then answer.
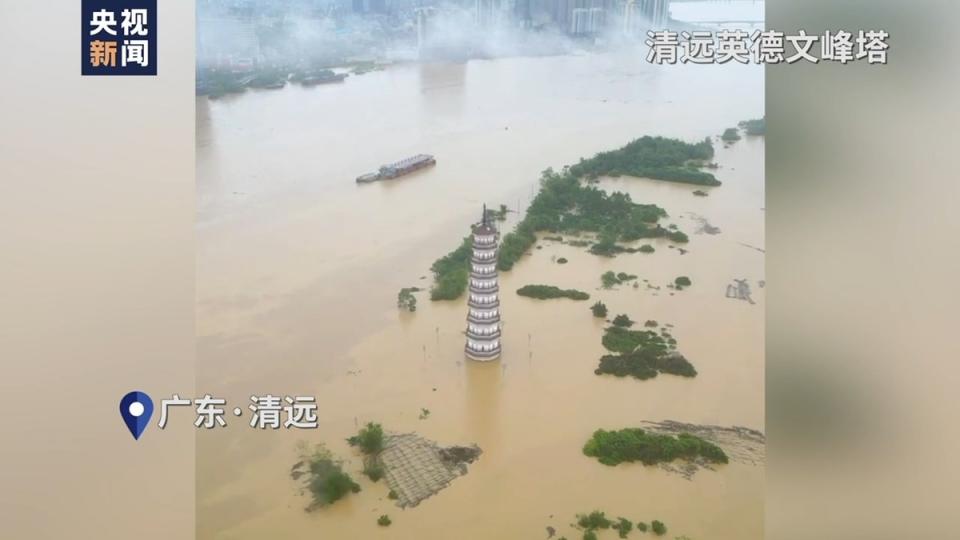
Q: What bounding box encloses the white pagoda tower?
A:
[465,206,502,361]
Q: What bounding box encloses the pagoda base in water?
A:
[464,346,501,362]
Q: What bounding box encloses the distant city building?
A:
[523,0,615,36]
[570,4,605,35]
[475,0,512,27]
[353,0,388,14]
[465,206,502,361]
[638,0,668,28]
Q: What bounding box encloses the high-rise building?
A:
[639,0,668,28]
[465,207,502,361]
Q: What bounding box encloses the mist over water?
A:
[197,0,763,67]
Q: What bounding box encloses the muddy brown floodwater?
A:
[196,50,764,540]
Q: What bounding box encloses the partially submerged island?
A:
[517,284,590,301]
[721,127,741,142]
[570,136,720,186]
[426,135,712,300]
[430,137,721,300]
[291,423,483,512]
[596,325,696,380]
[347,422,482,509]
[583,428,729,467]
[738,117,766,135]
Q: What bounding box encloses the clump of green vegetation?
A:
[591,301,608,318]
[637,522,648,532]
[557,257,569,264]
[578,511,613,530]
[397,287,419,312]
[596,349,696,379]
[347,422,385,455]
[721,128,741,142]
[667,230,688,243]
[377,514,392,527]
[596,326,695,379]
[644,320,658,328]
[294,444,361,510]
[387,489,398,500]
[362,459,385,482]
[569,136,719,186]
[429,236,471,300]
[583,429,728,466]
[583,531,598,540]
[517,285,590,301]
[498,224,536,271]
[739,117,766,135]
[602,271,639,288]
[612,314,634,328]
[692,189,708,197]
[651,520,667,535]
[639,244,655,253]
[613,517,633,538]
[544,235,564,242]
[418,408,430,420]
[674,276,692,290]
[601,326,671,354]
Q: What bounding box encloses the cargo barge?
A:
[298,70,348,86]
[356,154,436,183]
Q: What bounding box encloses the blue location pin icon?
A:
[120,391,154,440]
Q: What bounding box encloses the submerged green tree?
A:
[348,422,385,455]
[397,287,418,312]
[294,443,361,510]
[739,117,766,135]
[429,237,472,300]
[591,301,608,318]
[721,128,741,142]
[613,517,633,538]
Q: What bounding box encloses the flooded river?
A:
[197,48,764,539]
